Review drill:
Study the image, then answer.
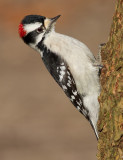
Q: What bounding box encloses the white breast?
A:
[43,31,100,96]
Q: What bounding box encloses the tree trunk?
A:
[97,0,123,159]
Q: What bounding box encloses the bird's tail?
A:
[89,119,99,140]
[83,94,100,140]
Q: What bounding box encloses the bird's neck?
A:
[36,30,62,55]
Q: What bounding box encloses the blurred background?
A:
[0,0,115,160]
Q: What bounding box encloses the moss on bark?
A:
[97,0,123,159]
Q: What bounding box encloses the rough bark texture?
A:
[97,0,123,159]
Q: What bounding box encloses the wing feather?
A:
[42,49,89,120]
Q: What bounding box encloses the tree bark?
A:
[97,0,123,159]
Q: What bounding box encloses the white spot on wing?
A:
[68,80,72,84]
[70,98,73,102]
[68,76,71,80]
[60,66,66,70]
[67,71,70,75]
[67,83,71,87]
[59,70,65,82]
[72,90,77,96]
[82,109,87,117]
[60,70,65,76]
[59,75,63,82]
[61,62,64,65]
[71,95,75,100]
[57,67,59,73]
[62,85,67,90]
[76,101,81,106]
[77,106,80,111]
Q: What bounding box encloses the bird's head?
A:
[18,15,61,47]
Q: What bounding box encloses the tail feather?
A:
[83,94,100,140]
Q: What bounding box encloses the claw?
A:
[99,43,106,48]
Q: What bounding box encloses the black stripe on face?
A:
[22,22,46,45]
[22,30,38,44]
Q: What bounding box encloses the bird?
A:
[18,15,101,139]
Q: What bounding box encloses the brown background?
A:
[0,0,115,160]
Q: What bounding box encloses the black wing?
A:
[40,46,89,120]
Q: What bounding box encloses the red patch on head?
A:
[18,24,26,38]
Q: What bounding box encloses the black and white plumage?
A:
[19,15,101,139]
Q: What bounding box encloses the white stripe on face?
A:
[24,22,42,34]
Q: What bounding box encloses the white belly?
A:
[44,31,100,96]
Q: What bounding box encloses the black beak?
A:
[51,15,61,23]
[44,15,61,29]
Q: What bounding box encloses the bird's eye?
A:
[37,26,44,33]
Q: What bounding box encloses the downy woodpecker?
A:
[19,15,101,139]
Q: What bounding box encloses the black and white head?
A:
[18,15,61,48]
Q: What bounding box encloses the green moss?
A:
[97,0,123,159]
